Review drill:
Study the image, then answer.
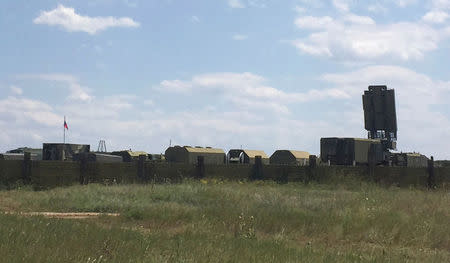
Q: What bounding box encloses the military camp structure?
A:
[7,147,42,160]
[0,153,39,161]
[227,149,269,165]
[270,150,310,166]
[148,154,165,162]
[320,138,385,166]
[73,153,123,163]
[42,143,90,161]
[111,150,148,162]
[392,153,428,168]
[165,146,225,165]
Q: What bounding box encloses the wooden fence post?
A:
[428,156,436,189]
[138,155,147,182]
[368,144,376,180]
[79,153,88,185]
[196,156,205,178]
[250,156,264,180]
[309,155,317,169]
[22,152,32,183]
[307,155,317,183]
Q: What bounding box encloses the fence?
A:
[0,157,449,189]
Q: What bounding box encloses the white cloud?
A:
[190,16,200,23]
[67,83,93,102]
[160,80,193,93]
[395,0,417,7]
[422,11,449,24]
[33,4,140,34]
[0,96,60,127]
[143,99,154,106]
[431,0,450,9]
[293,16,442,61]
[367,4,388,14]
[295,16,334,30]
[228,0,245,8]
[293,41,332,56]
[294,6,307,13]
[296,0,324,9]
[20,73,77,83]
[343,14,375,25]
[158,72,351,115]
[291,1,450,61]
[247,0,267,8]
[10,85,23,95]
[18,74,93,102]
[332,0,350,12]
[232,34,248,40]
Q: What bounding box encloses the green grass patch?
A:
[0,180,449,262]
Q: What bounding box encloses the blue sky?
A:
[1,0,450,159]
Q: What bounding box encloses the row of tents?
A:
[1,142,430,167]
[165,146,311,166]
[1,144,312,166]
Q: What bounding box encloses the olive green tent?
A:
[270,150,310,166]
[165,146,225,165]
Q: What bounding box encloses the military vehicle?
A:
[321,86,400,166]
[321,85,431,166]
[391,152,428,168]
[320,138,385,165]
[42,143,90,161]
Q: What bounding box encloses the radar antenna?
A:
[362,85,397,150]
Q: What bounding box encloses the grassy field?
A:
[0,180,449,262]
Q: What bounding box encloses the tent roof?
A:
[185,146,225,154]
[126,151,148,157]
[273,150,310,159]
[242,150,269,159]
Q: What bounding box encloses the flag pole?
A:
[64,116,66,144]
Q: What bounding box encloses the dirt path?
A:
[2,211,120,219]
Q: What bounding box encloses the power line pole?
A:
[97,140,107,152]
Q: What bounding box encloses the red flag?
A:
[64,120,68,130]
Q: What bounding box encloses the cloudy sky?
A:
[1,0,450,159]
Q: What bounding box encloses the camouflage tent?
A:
[227,149,269,164]
[165,146,225,165]
[270,150,310,166]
